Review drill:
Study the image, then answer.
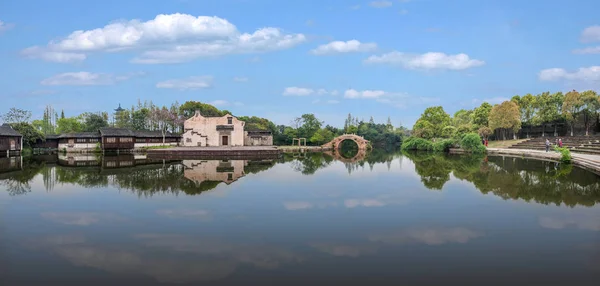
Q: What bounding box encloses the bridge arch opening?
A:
[338,139,359,159]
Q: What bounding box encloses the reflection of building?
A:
[183,160,246,185]
[0,124,23,156]
[0,156,22,174]
[183,111,246,147]
[244,131,273,146]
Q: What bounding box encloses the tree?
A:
[369,116,375,125]
[131,108,150,130]
[82,113,109,132]
[179,101,224,118]
[562,90,583,137]
[310,128,334,145]
[518,93,537,138]
[412,106,451,139]
[386,116,393,130]
[489,100,521,140]
[478,126,492,139]
[296,114,323,143]
[10,122,44,148]
[472,102,492,128]
[534,91,562,137]
[580,90,599,136]
[60,110,65,119]
[1,108,31,124]
[56,117,83,134]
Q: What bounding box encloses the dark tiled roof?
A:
[99,128,135,137]
[134,130,180,138]
[246,130,272,135]
[45,134,60,139]
[0,124,22,137]
[58,132,100,139]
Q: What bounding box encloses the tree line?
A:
[412,90,600,141]
[1,101,406,148]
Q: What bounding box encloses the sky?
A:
[1,0,599,128]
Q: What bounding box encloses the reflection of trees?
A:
[287,153,334,175]
[403,151,600,207]
[2,157,279,197]
[0,157,46,196]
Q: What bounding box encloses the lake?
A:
[1,150,599,285]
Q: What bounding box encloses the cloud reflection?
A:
[368,227,484,245]
[539,216,600,231]
[156,209,212,220]
[40,212,124,226]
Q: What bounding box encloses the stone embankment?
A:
[485,148,600,175]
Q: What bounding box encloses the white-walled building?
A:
[182,111,246,147]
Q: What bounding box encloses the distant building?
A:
[244,130,273,146]
[134,130,181,148]
[182,111,246,147]
[99,128,135,150]
[0,124,23,156]
[58,132,100,152]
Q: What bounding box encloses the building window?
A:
[89,138,98,143]
[76,138,86,143]
[228,173,233,180]
[227,117,232,124]
[186,138,192,143]
[120,137,133,143]
[106,137,116,143]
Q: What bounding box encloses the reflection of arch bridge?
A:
[324,148,368,163]
[322,134,371,150]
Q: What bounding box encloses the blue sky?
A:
[1,0,599,128]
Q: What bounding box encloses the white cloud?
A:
[312,99,340,105]
[538,66,600,82]
[156,76,213,90]
[22,13,306,64]
[368,227,484,246]
[311,40,377,55]
[350,5,361,10]
[40,72,129,86]
[233,77,248,82]
[572,46,600,54]
[580,25,600,43]
[0,20,14,33]
[364,51,485,70]
[21,47,86,63]
[369,1,393,8]
[283,87,313,96]
[344,89,387,99]
[326,99,340,104]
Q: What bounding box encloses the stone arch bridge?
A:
[322,134,371,150]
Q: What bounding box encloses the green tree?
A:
[9,122,44,147]
[413,106,451,139]
[131,108,150,130]
[534,91,562,137]
[1,108,31,123]
[489,100,521,140]
[472,102,492,128]
[82,113,109,132]
[56,117,83,134]
[296,114,323,143]
[518,93,537,138]
[179,101,224,118]
[310,128,334,145]
[562,90,583,137]
[580,90,599,136]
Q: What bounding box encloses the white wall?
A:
[182,112,245,147]
[58,143,98,152]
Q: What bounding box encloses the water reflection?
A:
[2,150,600,285]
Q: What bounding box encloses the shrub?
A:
[401,136,433,151]
[553,146,572,163]
[433,139,455,152]
[460,133,486,154]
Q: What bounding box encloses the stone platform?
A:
[147,146,282,160]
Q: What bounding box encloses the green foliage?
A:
[433,139,455,152]
[553,145,572,163]
[472,102,492,128]
[1,108,31,124]
[460,133,486,154]
[9,123,44,148]
[401,136,433,151]
[413,106,451,139]
[489,100,521,140]
[179,101,225,118]
[82,113,109,132]
[56,117,83,134]
[310,128,334,145]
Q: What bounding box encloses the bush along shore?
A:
[401,133,487,154]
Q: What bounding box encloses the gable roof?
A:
[0,124,22,137]
[99,127,135,137]
[134,130,180,138]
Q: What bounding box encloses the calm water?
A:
[1,150,599,286]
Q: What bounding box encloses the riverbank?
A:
[278,146,332,153]
[147,146,282,160]
[481,148,600,175]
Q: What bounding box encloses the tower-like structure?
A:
[113,103,125,127]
